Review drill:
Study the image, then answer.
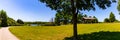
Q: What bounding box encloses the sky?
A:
[0,0,119,22]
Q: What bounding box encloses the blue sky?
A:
[0,0,119,22]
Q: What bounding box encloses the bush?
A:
[17,19,24,24]
[104,18,110,23]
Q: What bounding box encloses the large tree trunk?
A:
[71,0,78,40]
[73,13,78,40]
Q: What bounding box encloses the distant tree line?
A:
[24,21,53,26]
[24,22,49,24]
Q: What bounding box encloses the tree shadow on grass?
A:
[64,31,120,40]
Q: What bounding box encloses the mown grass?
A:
[9,23,120,40]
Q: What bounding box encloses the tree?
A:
[104,18,110,23]
[55,17,61,25]
[39,0,116,40]
[93,16,98,23]
[0,10,8,27]
[62,13,69,25]
[55,11,72,25]
[83,14,87,17]
[55,12,62,25]
[17,19,24,24]
[7,17,18,26]
[77,13,83,23]
[109,12,116,22]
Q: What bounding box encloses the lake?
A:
[30,24,39,26]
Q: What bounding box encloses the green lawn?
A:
[9,23,120,40]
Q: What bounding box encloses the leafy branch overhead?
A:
[40,0,116,12]
[117,0,120,14]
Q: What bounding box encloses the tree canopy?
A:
[93,16,98,23]
[109,12,116,22]
[17,19,24,24]
[40,0,116,12]
[55,11,72,25]
[104,18,110,23]
[7,17,18,26]
[0,10,8,27]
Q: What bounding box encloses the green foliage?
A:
[55,12,87,25]
[117,0,120,14]
[109,12,116,22]
[0,10,24,26]
[17,19,24,24]
[114,20,120,22]
[93,16,98,23]
[39,0,115,11]
[55,12,62,25]
[83,14,87,17]
[55,12,72,25]
[0,10,8,27]
[104,12,117,23]
[24,22,53,26]
[24,22,48,24]
[104,18,110,23]
[77,13,83,23]
[55,12,99,24]
[42,23,56,26]
[0,10,23,26]
[7,17,20,26]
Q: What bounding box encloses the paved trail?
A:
[0,27,19,40]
